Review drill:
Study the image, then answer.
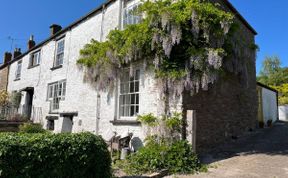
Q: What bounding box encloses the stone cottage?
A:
[0,0,257,152]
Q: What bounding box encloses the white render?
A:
[259,87,278,125]
[279,105,288,121]
[6,0,182,142]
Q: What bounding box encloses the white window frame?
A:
[54,38,65,67]
[29,50,41,67]
[118,69,140,119]
[47,80,66,112]
[122,2,141,29]
[15,60,22,79]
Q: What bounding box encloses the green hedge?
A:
[19,123,47,133]
[0,132,111,178]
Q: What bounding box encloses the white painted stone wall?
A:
[261,87,278,125]
[6,0,182,142]
[279,105,288,121]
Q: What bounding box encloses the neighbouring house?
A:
[0,52,12,91]
[0,0,257,152]
[257,82,279,126]
[279,105,288,121]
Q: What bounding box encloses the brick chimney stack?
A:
[50,24,62,36]
[27,35,36,50]
[13,48,22,59]
[3,52,12,64]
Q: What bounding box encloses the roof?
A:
[257,82,278,93]
[0,0,256,69]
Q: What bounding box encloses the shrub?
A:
[123,139,203,175]
[19,123,46,133]
[0,132,112,178]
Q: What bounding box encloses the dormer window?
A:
[29,50,41,68]
[15,60,22,80]
[122,2,141,29]
[54,38,65,67]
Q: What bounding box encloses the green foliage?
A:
[257,56,288,105]
[123,139,202,175]
[0,132,112,178]
[137,113,158,127]
[78,0,235,93]
[0,90,9,106]
[19,123,47,133]
[164,112,182,131]
[10,91,22,108]
[272,84,288,105]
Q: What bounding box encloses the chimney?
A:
[13,48,22,59]
[50,24,62,36]
[3,52,12,64]
[27,35,36,50]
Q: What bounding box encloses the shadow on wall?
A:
[199,121,288,164]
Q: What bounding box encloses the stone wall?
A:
[183,1,258,152]
[0,66,8,91]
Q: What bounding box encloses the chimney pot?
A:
[50,24,62,36]
[3,52,12,64]
[28,35,36,50]
[13,48,22,59]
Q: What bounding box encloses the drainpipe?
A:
[96,5,106,135]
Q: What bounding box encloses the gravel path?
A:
[166,121,288,178]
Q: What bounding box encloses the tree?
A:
[257,56,288,105]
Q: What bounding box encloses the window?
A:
[119,69,140,118]
[29,51,41,67]
[54,39,65,67]
[15,61,22,79]
[122,3,141,28]
[47,80,66,112]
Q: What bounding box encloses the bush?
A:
[0,132,112,178]
[19,123,46,133]
[123,139,203,175]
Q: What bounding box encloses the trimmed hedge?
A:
[19,123,47,133]
[0,132,111,178]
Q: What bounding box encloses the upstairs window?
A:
[47,80,66,112]
[119,69,140,118]
[29,50,41,67]
[122,3,141,29]
[15,61,22,79]
[54,39,65,67]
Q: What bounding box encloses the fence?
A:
[0,105,42,123]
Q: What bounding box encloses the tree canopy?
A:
[257,56,288,105]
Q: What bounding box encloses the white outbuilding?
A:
[257,82,279,127]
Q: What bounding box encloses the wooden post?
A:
[186,110,197,152]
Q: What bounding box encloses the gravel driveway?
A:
[167,121,288,178]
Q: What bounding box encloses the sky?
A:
[0,0,287,74]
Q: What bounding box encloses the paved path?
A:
[167,121,288,178]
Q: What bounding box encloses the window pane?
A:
[130,82,134,93]
[135,81,139,92]
[130,106,135,117]
[136,94,139,104]
[135,70,140,80]
[131,94,135,104]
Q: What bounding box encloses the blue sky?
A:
[0,0,287,74]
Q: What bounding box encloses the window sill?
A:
[50,65,62,71]
[48,111,59,115]
[110,120,141,126]
[28,64,40,69]
[60,112,78,117]
[46,116,59,120]
[14,78,21,81]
